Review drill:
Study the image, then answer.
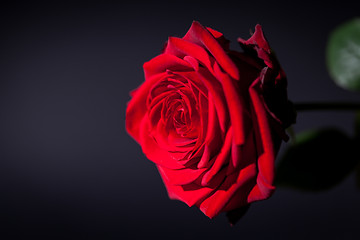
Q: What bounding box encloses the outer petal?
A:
[158,165,207,186]
[237,24,274,69]
[261,68,297,131]
[164,37,215,76]
[198,163,258,218]
[158,167,227,208]
[247,76,278,202]
[238,25,296,135]
[183,21,239,80]
[238,24,270,52]
[206,27,230,51]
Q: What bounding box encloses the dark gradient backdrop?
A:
[1,1,360,239]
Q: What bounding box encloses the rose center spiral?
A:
[147,76,202,144]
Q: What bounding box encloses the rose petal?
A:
[201,126,232,186]
[143,53,193,79]
[247,76,277,201]
[183,21,239,80]
[213,62,251,145]
[237,24,274,69]
[221,179,255,212]
[197,96,223,169]
[196,67,229,132]
[126,72,167,142]
[206,27,230,51]
[198,163,257,218]
[139,116,185,170]
[227,131,257,176]
[158,165,207,186]
[165,37,215,75]
[158,167,227,207]
[238,25,270,52]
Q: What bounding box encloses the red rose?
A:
[126,21,295,219]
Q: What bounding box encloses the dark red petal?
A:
[260,67,296,133]
[183,21,239,80]
[227,131,257,176]
[238,24,270,53]
[237,25,274,69]
[247,76,277,201]
[213,62,251,145]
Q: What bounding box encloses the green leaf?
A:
[326,18,360,91]
[276,128,359,191]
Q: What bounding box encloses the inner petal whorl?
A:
[146,74,204,155]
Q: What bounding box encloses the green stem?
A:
[294,102,360,111]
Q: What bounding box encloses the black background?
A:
[1,1,360,239]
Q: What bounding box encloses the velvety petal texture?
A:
[126,21,296,219]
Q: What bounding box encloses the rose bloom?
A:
[126,21,296,219]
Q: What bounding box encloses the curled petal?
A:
[165,37,214,75]
[183,21,239,80]
[206,27,230,51]
[198,163,258,218]
[247,76,277,201]
[237,24,274,69]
